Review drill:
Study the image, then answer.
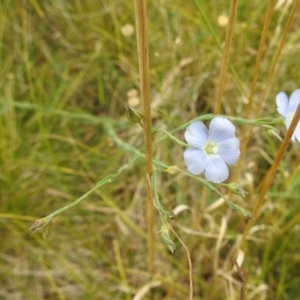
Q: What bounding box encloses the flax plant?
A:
[256,0,299,117]
[235,0,298,180]
[5,1,300,299]
[237,101,300,252]
[234,0,299,255]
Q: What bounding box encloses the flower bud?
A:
[166,165,181,175]
[124,103,143,126]
[267,129,282,142]
[159,224,176,253]
[164,211,176,221]
[227,182,248,197]
[29,216,54,239]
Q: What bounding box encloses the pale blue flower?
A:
[276,89,300,142]
[183,117,240,183]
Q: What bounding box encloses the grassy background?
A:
[1,0,300,299]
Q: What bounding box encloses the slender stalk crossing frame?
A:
[237,102,300,252]
[133,0,155,272]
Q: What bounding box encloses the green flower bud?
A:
[227,182,248,197]
[124,103,143,126]
[29,216,54,239]
[159,224,176,253]
[164,211,176,221]
[166,165,181,175]
[267,129,282,142]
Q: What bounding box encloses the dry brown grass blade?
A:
[169,224,194,300]
[231,255,246,300]
[214,0,238,114]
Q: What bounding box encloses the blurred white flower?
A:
[121,24,134,37]
[127,88,140,107]
[183,117,240,183]
[276,89,300,142]
[218,15,229,27]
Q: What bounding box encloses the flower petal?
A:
[284,89,300,136]
[287,89,300,113]
[204,156,229,183]
[292,123,300,143]
[208,117,236,143]
[276,92,288,117]
[218,137,240,165]
[183,148,208,175]
[294,131,300,143]
[184,121,208,148]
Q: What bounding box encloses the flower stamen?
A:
[204,142,218,155]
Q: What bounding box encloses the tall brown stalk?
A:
[214,0,238,114]
[133,0,155,271]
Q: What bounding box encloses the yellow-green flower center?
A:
[204,142,218,155]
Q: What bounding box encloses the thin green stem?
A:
[46,176,114,219]
[113,240,131,300]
